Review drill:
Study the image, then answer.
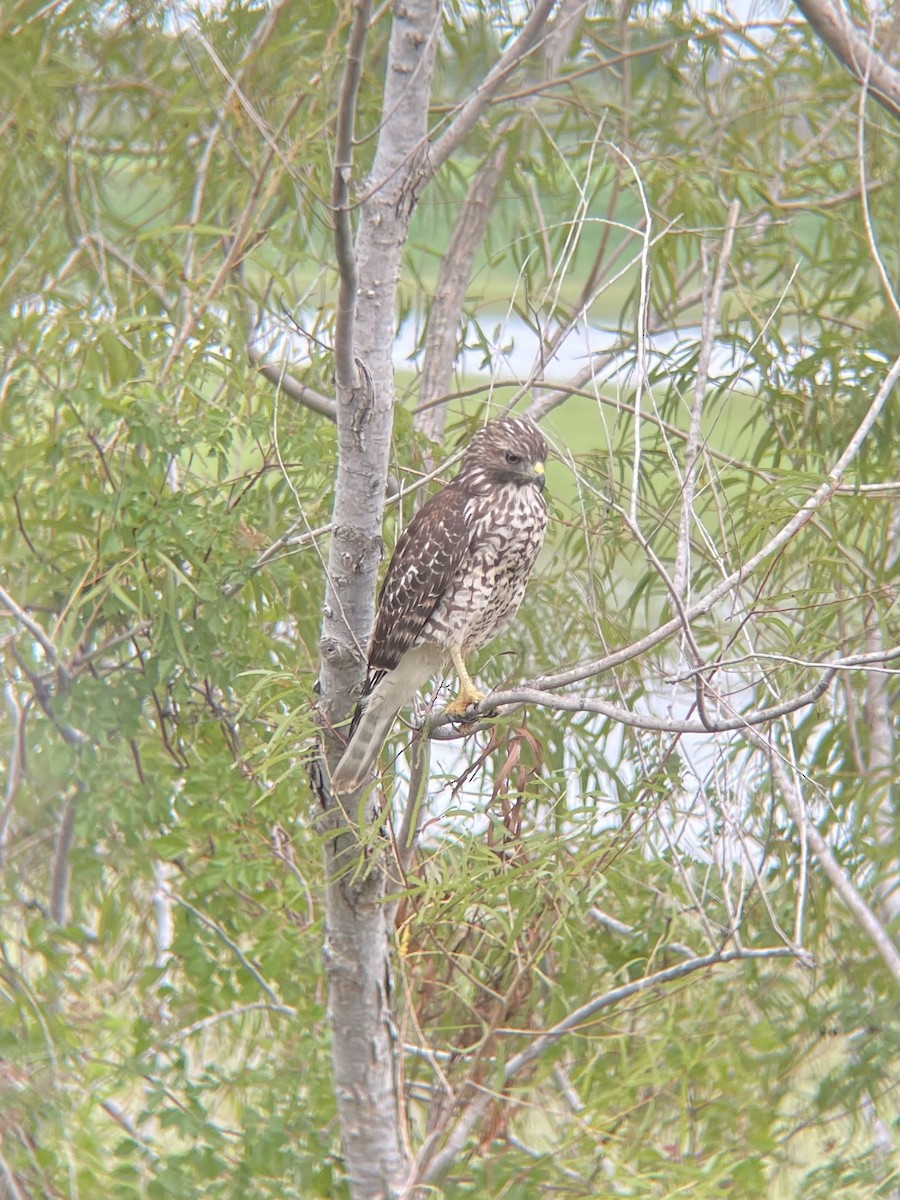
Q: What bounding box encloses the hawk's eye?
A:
[504,451,522,466]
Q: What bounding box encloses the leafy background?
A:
[1,1,899,1196]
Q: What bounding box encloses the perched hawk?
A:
[330,415,548,793]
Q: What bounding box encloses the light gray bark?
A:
[318,3,440,1197]
[49,788,78,925]
[792,0,900,122]
[315,5,568,1194]
[870,504,900,926]
[416,143,508,442]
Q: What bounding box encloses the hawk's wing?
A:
[368,482,471,680]
[330,485,472,793]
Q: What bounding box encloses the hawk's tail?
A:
[329,646,443,794]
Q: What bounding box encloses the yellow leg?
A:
[445,647,484,717]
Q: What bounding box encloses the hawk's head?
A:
[456,416,547,494]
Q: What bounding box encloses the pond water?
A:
[254,307,761,393]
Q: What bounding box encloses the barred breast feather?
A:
[330,416,548,794]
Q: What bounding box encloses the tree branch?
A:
[415,944,799,1188]
[416,143,508,441]
[318,5,443,1197]
[0,582,62,667]
[49,789,78,925]
[0,684,27,864]
[430,0,560,174]
[525,348,900,694]
[248,345,337,421]
[428,666,838,738]
[762,735,900,989]
[793,0,900,123]
[331,0,371,395]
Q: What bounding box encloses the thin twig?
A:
[170,890,285,1007]
[587,905,698,959]
[331,0,373,394]
[100,1098,159,1158]
[174,1001,297,1040]
[0,582,61,665]
[763,733,900,989]
[673,199,740,600]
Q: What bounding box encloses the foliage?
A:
[1,0,899,1197]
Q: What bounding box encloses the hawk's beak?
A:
[532,462,546,492]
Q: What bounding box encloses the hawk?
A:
[330,415,548,794]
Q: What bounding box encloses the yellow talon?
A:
[446,648,484,716]
[445,685,485,718]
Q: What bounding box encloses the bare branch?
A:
[415,945,800,1188]
[248,345,337,421]
[430,0,560,174]
[428,666,837,738]
[331,0,372,395]
[793,0,900,123]
[762,734,900,989]
[416,143,508,441]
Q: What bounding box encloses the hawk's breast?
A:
[421,481,547,654]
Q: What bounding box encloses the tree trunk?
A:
[317,3,440,1196]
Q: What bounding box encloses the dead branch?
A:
[416,143,508,441]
